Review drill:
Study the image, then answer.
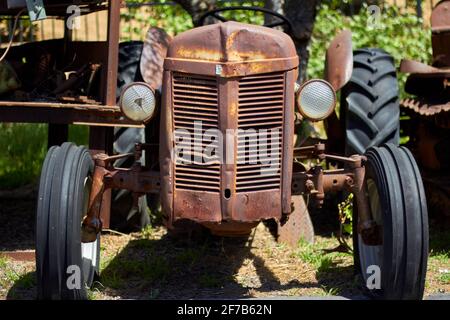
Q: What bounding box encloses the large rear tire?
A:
[341,48,400,155]
[36,143,99,300]
[353,143,428,299]
[112,41,150,231]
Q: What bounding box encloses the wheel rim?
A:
[80,176,98,285]
[358,178,383,283]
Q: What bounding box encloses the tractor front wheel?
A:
[354,143,428,300]
[36,142,99,300]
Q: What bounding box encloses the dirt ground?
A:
[0,186,449,300]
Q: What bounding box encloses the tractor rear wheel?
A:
[353,143,428,299]
[341,48,400,155]
[112,41,150,231]
[36,143,99,300]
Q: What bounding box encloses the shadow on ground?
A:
[2,186,449,300]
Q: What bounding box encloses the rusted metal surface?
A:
[399,59,449,74]
[0,104,142,127]
[324,29,353,91]
[82,160,107,243]
[203,221,258,237]
[0,251,35,262]
[277,194,314,246]
[431,0,450,30]
[103,0,120,107]
[158,21,298,232]
[291,146,379,245]
[82,147,161,241]
[0,2,138,128]
[431,0,450,67]
[401,98,450,117]
[164,21,298,78]
[140,27,172,90]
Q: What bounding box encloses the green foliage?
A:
[308,4,432,99]
[338,193,353,236]
[0,124,88,188]
[121,0,193,39]
[120,0,265,40]
[0,123,47,188]
[296,239,334,271]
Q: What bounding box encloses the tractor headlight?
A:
[119,82,156,122]
[296,79,336,121]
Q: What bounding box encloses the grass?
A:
[295,238,345,274]
[176,248,202,268]
[198,274,223,288]
[438,272,450,285]
[293,237,359,296]
[99,246,170,290]
[0,255,7,269]
[0,124,88,189]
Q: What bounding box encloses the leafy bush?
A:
[308,4,432,98]
[120,0,265,40]
[121,0,193,39]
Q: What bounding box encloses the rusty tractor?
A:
[399,0,450,221]
[32,6,428,300]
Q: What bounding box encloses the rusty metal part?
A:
[82,162,106,243]
[203,221,258,236]
[103,167,160,193]
[164,21,298,78]
[324,29,353,91]
[291,146,379,245]
[401,98,450,116]
[0,251,35,262]
[160,22,298,232]
[103,0,120,107]
[140,27,172,90]
[0,102,142,127]
[431,1,450,67]
[82,147,161,242]
[431,0,450,31]
[346,155,380,245]
[277,194,314,246]
[399,59,448,74]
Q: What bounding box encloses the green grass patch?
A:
[176,248,202,268]
[0,255,7,269]
[198,274,223,288]
[438,271,450,285]
[0,124,89,189]
[100,253,170,289]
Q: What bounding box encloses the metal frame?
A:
[0,0,125,227]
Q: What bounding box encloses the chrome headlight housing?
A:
[296,79,336,121]
[119,82,156,122]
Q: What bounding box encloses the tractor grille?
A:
[236,72,285,193]
[172,72,221,193]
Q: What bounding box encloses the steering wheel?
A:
[198,6,293,32]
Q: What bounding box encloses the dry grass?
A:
[0,221,448,300]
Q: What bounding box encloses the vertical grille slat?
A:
[173,72,220,193]
[236,72,285,193]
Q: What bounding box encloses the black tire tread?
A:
[354,143,428,300]
[342,48,400,155]
[36,143,95,300]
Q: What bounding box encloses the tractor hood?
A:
[164,21,298,77]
